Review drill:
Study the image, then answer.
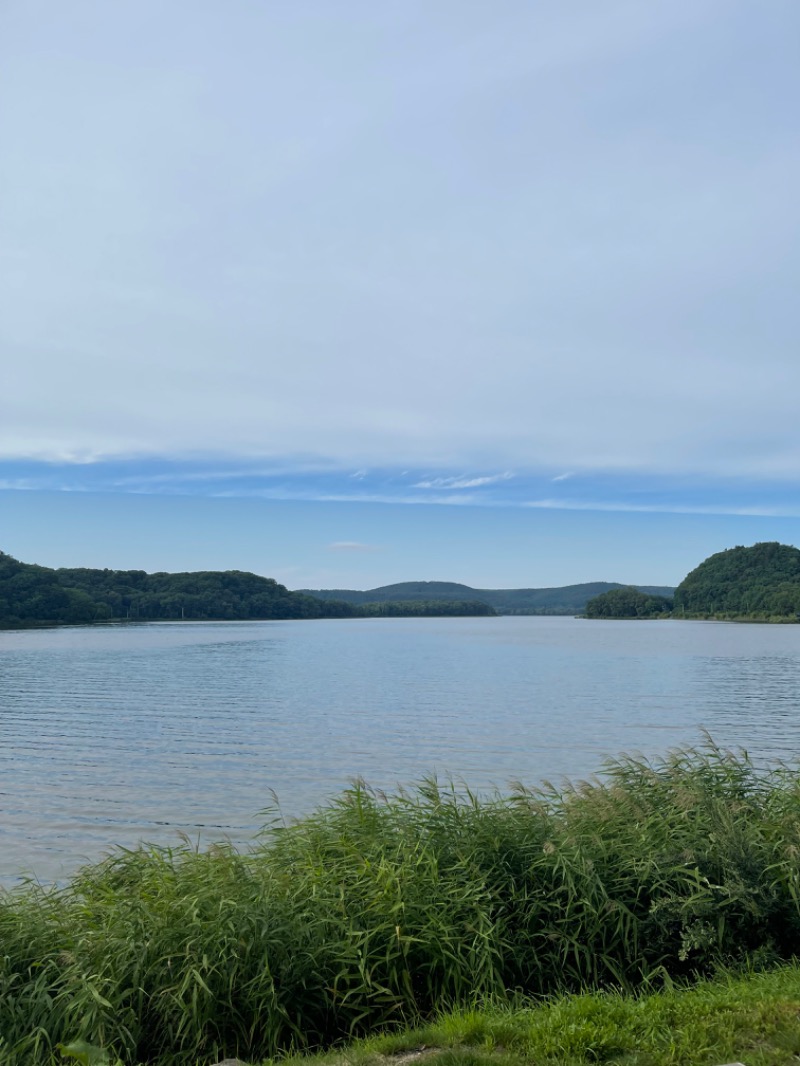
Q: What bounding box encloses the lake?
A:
[2,615,800,884]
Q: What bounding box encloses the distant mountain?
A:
[297,580,676,615]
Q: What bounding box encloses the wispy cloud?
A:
[4,458,800,519]
[523,499,793,517]
[315,493,482,506]
[413,472,514,490]
[327,541,379,552]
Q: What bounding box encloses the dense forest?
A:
[357,599,495,617]
[302,579,675,615]
[584,542,800,621]
[0,551,350,626]
[0,553,493,627]
[7,541,797,627]
[673,542,800,620]
[584,587,673,619]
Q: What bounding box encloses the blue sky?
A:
[2,1,799,589]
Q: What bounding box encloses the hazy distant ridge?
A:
[297,580,675,615]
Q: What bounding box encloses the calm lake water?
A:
[2,615,800,884]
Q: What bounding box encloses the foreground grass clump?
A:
[3,741,800,1064]
[294,964,800,1066]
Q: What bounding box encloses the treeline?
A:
[0,552,347,625]
[358,599,495,617]
[584,587,673,619]
[585,542,800,621]
[0,552,493,627]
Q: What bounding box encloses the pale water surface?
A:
[2,616,800,883]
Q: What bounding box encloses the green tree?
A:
[585,587,672,619]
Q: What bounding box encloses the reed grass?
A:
[2,740,800,1065]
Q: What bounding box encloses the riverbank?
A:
[3,741,800,1064]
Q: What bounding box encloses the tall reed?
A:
[2,741,800,1065]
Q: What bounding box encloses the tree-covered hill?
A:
[673,542,800,619]
[300,580,676,615]
[584,587,673,619]
[585,542,800,621]
[0,553,496,627]
[0,552,355,626]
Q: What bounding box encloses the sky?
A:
[1,1,799,589]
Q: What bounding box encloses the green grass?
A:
[286,964,800,1066]
[3,739,800,1065]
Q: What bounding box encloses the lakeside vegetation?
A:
[357,600,495,617]
[257,965,800,1066]
[5,539,800,626]
[0,553,492,627]
[583,587,673,619]
[0,550,347,625]
[585,542,800,622]
[674,542,800,620]
[51,965,800,1066]
[302,581,676,616]
[4,741,800,1064]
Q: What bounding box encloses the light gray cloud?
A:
[1,1,798,480]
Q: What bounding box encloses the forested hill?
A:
[674,542,800,619]
[0,552,499,627]
[0,551,355,626]
[299,580,675,615]
[583,542,800,621]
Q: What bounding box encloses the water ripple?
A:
[2,617,800,882]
